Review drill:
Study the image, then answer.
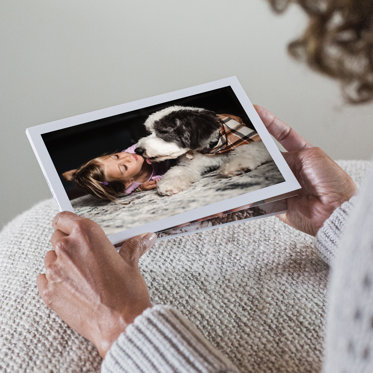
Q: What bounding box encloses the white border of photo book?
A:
[26,76,301,245]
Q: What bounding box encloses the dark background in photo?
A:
[42,86,255,199]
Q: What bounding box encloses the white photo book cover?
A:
[26,77,301,245]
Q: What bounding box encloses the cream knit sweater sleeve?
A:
[101,305,239,373]
[321,163,373,372]
[316,197,357,266]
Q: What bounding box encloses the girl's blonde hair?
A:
[269,0,373,103]
[64,158,125,202]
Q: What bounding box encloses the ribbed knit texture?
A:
[102,305,239,373]
[316,196,358,266]
[0,160,370,372]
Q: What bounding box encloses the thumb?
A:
[281,151,302,177]
[118,233,157,265]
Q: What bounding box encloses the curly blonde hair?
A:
[269,0,373,103]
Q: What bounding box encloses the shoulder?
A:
[124,144,137,154]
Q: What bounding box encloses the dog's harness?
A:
[201,114,260,155]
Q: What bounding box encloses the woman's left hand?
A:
[255,105,357,236]
[37,211,156,358]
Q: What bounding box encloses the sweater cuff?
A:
[316,196,357,266]
[101,305,238,373]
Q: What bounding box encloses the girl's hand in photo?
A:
[37,212,156,358]
[139,179,158,191]
[254,105,357,236]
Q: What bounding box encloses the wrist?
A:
[95,302,152,358]
[314,182,357,236]
[316,192,356,235]
[93,308,127,358]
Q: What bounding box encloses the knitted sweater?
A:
[101,162,373,373]
[0,161,370,372]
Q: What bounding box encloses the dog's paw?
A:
[218,158,260,178]
[218,164,249,177]
[157,178,191,195]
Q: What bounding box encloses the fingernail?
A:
[142,232,157,247]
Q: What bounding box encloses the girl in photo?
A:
[63,144,170,201]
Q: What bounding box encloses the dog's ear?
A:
[62,169,77,181]
[186,110,221,148]
[152,107,221,149]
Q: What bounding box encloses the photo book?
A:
[26,77,301,245]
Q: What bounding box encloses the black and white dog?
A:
[136,106,272,195]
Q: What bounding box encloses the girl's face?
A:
[96,152,145,182]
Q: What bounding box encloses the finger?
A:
[44,250,57,269]
[119,233,157,265]
[276,212,301,233]
[52,211,86,235]
[37,273,53,306]
[50,229,68,250]
[43,250,64,283]
[254,105,312,151]
[281,151,302,177]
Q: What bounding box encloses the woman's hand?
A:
[37,211,156,358]
[255,105,357,236]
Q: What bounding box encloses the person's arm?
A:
[102,305,239,373]
[322,160,373,372]
[37,212,239,373]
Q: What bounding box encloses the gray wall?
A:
[1,0,372,228]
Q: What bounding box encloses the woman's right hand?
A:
[37,212,155,358]
[255,105,357,236]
